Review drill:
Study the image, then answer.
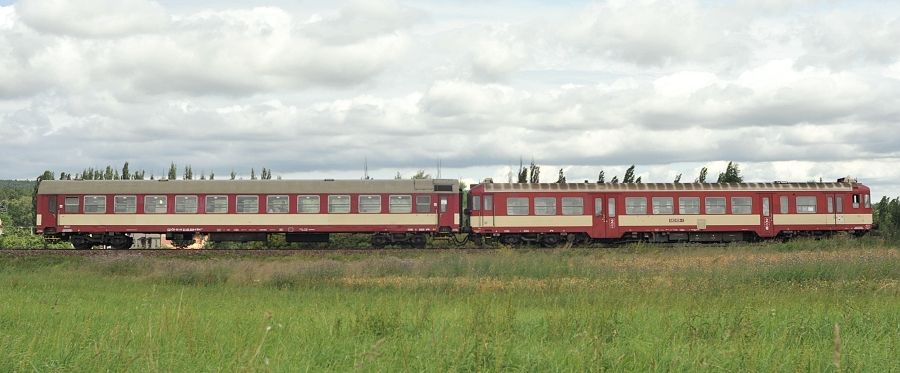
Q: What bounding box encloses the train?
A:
[32,177,873,249]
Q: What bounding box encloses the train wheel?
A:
[499,234,520,246]
[71,236,92,250]
[409,234,427,249]
[540,234,561,248]
[371,234,389,248]
[109,236,133,250]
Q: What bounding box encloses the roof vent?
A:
[836,176,857,183]
[483,178,494,183]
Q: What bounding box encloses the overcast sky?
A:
[1,0,899,198]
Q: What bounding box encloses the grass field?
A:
[1,239,899,372]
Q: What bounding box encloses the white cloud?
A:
[16,0,168,37]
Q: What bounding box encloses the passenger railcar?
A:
[34,179,462,249]
[466,179,873,245]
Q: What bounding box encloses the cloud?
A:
[16,0,168,37]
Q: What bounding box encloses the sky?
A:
[1,0,899,198]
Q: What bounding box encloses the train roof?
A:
[37,179,460,194]
[476,182,868,193]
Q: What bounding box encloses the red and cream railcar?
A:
[466,179,873,245]
[34,179,461,249]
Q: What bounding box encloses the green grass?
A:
[1,242,898,372]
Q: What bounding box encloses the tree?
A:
[168,162,177,180]
[114,169,120,180]
[716,161,743,183]
[556,168,566,183]
[517,159,527,183]
[623,165,635,183]
[610,176,619,184]
[250,168,257,180]
[184,165,193,180]
[209,171,215,180]
[695,167,708,183]
[411,170,431,179]
[597,170,605,184]
[635,176,642,183]
[104,166,114,180]
[394,172,402,180]
[529,160,540,183]
[121,162,130,180]
[39,170,54,181]
[230,170,236,180]
[200,171,206,180]
[674,173,682,183]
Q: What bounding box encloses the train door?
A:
[438,194,454,231]
[591,196,606,238]
[759,193,774,237]
[481,194,494,229]
[835,195,845,224]
[825,193,838,225]
[47,195,58,228]
[605,193,621,239]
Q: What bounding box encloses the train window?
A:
[329,195,351,213]
[562,197,584,215]
[144,195,167,214]
[298,195,320,214]
[390,195,412,213]
[780,196,788,214]
[114,196,136,214]
[608,198,616,217]
[594,198,603,216]
[865,194,871,208]
[484,196,493,210]
[84,196,106,214]
[731,197,752,215]
[416,195,431,213]
[763,198,770,217]
[836,196,843,213]
[796,196,817,214]
[236,196,259,214]
[827,196,834,214]
[705,197,725,215]
[64,196,79,213]
[679,197,699,215]
[652,197,673,215]
[205,196,228,214]
[472,196,481,211]
[507,197,529,215]
[440,196,448,213]
[359,195,382,213]
[852,195,860,208]
[625,197,646,215]
[535,197,556,216]
[176,196,198,214]
[267,195,289,214]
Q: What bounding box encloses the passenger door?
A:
[605,194,620,239]
[438,195,454,231]
[825,193,838,225]
[591,196,606,238]
[759,193,774,237]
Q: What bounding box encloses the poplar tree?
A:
[695,167,708,183]
[168,162,177,180]
[597,170,605,184]
[716,161,743,183]
[529,160,540,183]
[121,162,130,180]
[556,168,566,183]
[623,165,635,183]
[674,173,682,183]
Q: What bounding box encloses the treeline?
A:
[38,162,280,181]
[515,160,744,184]
[874,197,900,241]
